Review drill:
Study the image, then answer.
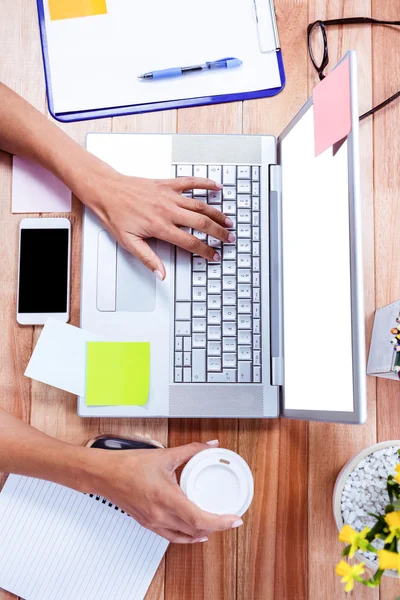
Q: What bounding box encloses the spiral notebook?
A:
[0,474,168,600]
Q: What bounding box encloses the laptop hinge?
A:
[269,164,284,386]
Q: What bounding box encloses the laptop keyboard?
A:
[173,164,262,384]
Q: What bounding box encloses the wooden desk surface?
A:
[1,1,399,598]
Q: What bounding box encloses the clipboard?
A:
[36,0,286,123]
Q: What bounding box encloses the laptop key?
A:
[238,361,252,382]
[175,302,191,320]
[194,165,207,178]
[237,166,251,179]
[208,190,222,204]
[175,321,191,336]
[183,367,192,382]
[193,257,207,271]
[175,368,183,382]
[194,286,206,300]
[238,181,251,194]
[223,166,236,185]
[208,357,221,372]
[175,247,191,301]
[193,333,206,348]
[208,326,221,340]
[192,349,206,382]
[177,165,192,177]
[238,194,251,208]
[223,337,236,352]
[193,302,206,317]
[208,165,222,183]
[208,341,222,356]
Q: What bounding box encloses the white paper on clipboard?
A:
[43,0,281,114]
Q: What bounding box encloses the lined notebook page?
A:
[0,475,168,600]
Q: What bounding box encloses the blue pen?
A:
[138,57,242,80]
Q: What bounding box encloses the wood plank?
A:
[307,1,377,599]
[240,1,309,598]
[371,2,400,599]
[166,101,242,600]
[99,109,178,600]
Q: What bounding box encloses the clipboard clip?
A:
[252,0,280,53]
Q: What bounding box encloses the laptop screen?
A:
[278,66,365,422]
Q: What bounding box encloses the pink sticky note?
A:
[313,57,352,157]
[12,156,71,213]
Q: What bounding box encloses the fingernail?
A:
[197,537,208,543]
[225,217,233,227]
[213,252,221,262]
[153,270,163,281]
[227,233,236,243]
[231,519,243,528]
[206,439,219,446]
[215,182,223,190]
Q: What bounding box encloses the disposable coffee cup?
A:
[180,448,254,517]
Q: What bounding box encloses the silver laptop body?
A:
[80,51,366,423]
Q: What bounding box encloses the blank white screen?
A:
[280,106,353,412]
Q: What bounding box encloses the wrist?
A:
[67,446,117,496]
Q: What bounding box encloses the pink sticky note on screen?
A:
[12,156,71,213]
[313,57,352,156]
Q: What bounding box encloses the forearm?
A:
[0,82,113,197]
[0,407,96,492]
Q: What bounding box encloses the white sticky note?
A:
[12,156,72,213]
[25,319,103,395]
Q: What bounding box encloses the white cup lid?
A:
[180,448,254,517]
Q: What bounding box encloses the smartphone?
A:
[17,218,71,325]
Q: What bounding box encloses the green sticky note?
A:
[85,342,150,406]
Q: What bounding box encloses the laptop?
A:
[79,51,366,423]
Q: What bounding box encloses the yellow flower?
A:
[385,511,400,544]
[378,549,400,574]
[394,464,400,484]
[336,560,365,592]
[338,525,371,558]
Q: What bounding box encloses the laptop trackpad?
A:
[116,241,157,312]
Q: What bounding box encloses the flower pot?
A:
[333,440,400,577]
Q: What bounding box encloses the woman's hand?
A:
[78,166,234,280]
[86,440,243,543]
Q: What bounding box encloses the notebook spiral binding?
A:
[87,493,129,516]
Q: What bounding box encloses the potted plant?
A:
[333,441,400,591]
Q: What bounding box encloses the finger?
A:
[156,528,208,544]
[177,197,233,229]
[164,177,223,192]
[166,440,219,469]
[163,227,221,262]
[123,237,166,281]
[173,493,242,535]
[175,209,234,245]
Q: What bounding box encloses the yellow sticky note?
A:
[86,342,150,406]
[49,0,107,21]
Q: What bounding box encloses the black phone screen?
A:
[18,228,69,313]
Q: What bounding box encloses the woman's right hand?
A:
[85,440,243,543]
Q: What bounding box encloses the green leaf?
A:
[341,545,351,557]
[365,569,384,588]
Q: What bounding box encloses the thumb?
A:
[125,237,166,281]
[166,440,219,469]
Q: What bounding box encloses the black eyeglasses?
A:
[307,17,400,121]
